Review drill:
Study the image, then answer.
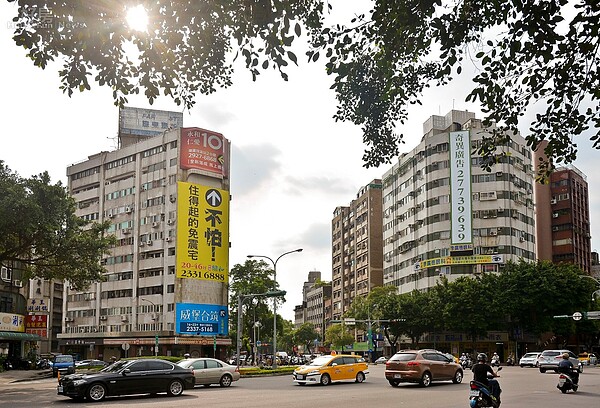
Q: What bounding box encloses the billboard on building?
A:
[180,127,228,177]
[25,315,48,338]
[176,181,229,282]
[449,131,473,245]
[118,106,183,138]
[0,312,24,332]
[175,303,228,336]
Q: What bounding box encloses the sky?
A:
[2,2,600,321]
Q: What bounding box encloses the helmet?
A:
[562,352,570,359]
[477,353,487,362]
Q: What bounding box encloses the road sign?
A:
[121,343,130,351]
[344,318,356,325]
[573,312,583,321]
[256,340,261,347]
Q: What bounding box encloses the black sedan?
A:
[57,358,195,401]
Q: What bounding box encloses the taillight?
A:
[559,374,566,379]
[470,383,479,390]
[407,361,420,367]
[235,366,240,373]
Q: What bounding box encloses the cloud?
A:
[230,144,282,196]
[283,175,358,196]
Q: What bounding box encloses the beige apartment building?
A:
[59,123,232,360]
[331,180,384,321]
[382,111,536,292]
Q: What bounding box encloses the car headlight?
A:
[73,379,87,386]
[306,370,321,376]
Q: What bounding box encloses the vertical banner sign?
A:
[175,303,228,335]
[176,181,229,282]
[449,131,473,245]
[180,127,226,176]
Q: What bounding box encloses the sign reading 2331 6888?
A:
[176,181,229,283]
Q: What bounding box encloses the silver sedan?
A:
[176,357,241,387]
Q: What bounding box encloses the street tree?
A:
[325,323,354,353]
[397,290,433,347]
[7,1,600,171]
[228,259,280,355]
[294,322,321,355]
[0,161,114,290]
[495,260,594,338]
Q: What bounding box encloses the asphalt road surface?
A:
[1,364,598,408]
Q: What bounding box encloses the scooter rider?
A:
[557,352,579,384]
[472,353,502,404]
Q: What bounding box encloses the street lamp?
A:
[236,290,286,367]
[247,248,303,369]
[141,298,158,356]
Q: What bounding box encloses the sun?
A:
[126,5,149,32]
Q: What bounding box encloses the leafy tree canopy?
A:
[7,1,599,171]
[0,161,114,290]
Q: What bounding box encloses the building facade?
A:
[382,111,536,292]
[331,180,383,321]
[538,165,592,273]
[60,125,231,360]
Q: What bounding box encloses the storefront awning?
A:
[0,331,41,341]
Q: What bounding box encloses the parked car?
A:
[57,358,195,401]
[538,350,582,373]
[75,359,108,369]
[519,352,541,367]
[292,353,369,386]
[176,357,240,387]
[578,352,598,366]
[384,349,463,387]
[374,356,389,365]
[51,354,75,377]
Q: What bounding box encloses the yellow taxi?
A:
[292,353,369,386]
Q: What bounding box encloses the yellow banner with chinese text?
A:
[176,182,229,282]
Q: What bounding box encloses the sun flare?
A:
[126,5,148,32]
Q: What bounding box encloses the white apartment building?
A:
[60,125,231,360]
[382,110,536,293]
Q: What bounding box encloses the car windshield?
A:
[306,356,334,366]
[542,351,560,357]
[54,356,73,363]
[523,353,538,358]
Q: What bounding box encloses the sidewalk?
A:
[0,369,53,385]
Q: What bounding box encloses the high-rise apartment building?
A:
[534,161,592,273]
[382,111,536,292]
[59,123,231,360]
[331,180,383,321]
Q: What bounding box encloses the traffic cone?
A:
[57,371,60,382]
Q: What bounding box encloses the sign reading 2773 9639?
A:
[176,181,229,283]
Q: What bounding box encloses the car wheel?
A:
[452,370,463,384]
[520,364,524,368]
[355,372,365,383]
[87,383,107,402]
[320,373,331,386]
[388,380,400,387]
[539,368,546,373]
[219,374,233,387]
[420,371,432,387]
[167,380,184,397]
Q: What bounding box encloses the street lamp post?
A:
[141,298,158,356]
[236,291,286,368]
[580,275,600,301]
[247,248,303,369]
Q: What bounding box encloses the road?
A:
[0,365,598,407]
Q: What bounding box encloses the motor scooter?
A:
[490,355,501,367]
[557,370,578,393]
[468,367,502,408]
